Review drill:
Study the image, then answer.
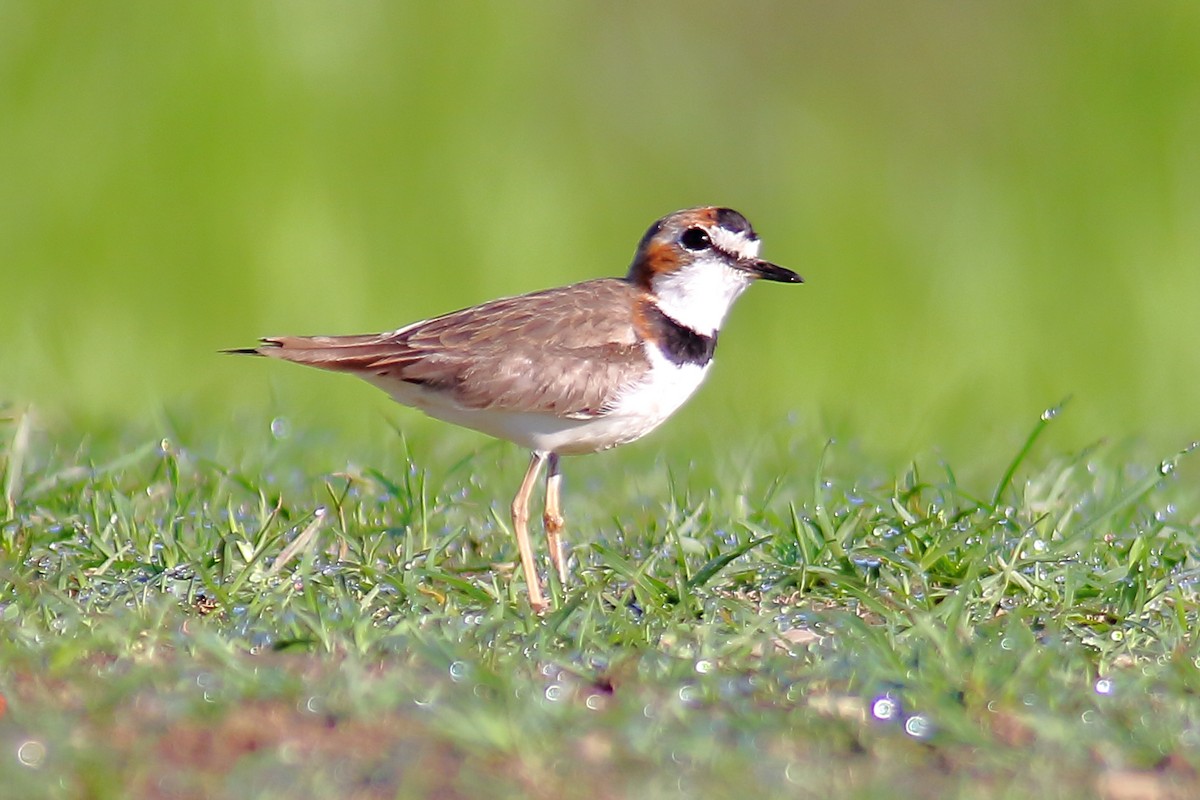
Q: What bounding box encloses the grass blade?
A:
[686,534,770,590]
[990,398,1069,508]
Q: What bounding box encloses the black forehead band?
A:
[714,208,757,239]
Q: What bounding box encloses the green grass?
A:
[4,3,1200,459]
[5,5,1200,797]
[3,407,1198,799]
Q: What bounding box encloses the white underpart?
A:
[366,342,708,456]
[650,253,754,338]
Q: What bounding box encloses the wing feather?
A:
[248,278,650,418]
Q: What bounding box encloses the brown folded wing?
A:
[252,278,650,418]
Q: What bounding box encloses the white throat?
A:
[650,256,753,337]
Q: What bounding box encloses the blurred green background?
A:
[3,2,1198,463]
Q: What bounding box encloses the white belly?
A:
[367,346,710,455]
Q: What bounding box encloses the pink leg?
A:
[511,451,549,612]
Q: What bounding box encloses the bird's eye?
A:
[680,227,711,251]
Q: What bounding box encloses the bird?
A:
[226,206,801,612]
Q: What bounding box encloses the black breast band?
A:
[643,303,717,367]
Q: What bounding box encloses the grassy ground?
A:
[2,406,1198,799]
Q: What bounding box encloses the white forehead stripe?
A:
[709,226,761,262]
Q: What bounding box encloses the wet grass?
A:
[2,407,1200,799]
